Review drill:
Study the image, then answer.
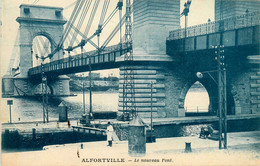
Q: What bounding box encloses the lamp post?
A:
[196,45,227,149]
[80,40,93,121]
[41,62,49,123]
[89,63,93,119]
[82,75,86,115]
[181,0,191,52]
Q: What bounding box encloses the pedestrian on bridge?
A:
[106,122,114,147]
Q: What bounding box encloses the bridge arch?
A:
[179,76,236,116]
[32,31,56,51]
[32,35,52,67]
[183,81,210,113]
[32,83,53,95]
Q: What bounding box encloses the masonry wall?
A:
[17,4,66,77]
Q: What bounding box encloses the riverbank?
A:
[2,131,260,166]
[69,79,119,92]
[2,114,260,152]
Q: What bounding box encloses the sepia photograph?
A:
[0,0,260,165]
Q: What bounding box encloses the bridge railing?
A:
[64,43,128,60]
[168,11,260,40]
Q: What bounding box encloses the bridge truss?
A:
[121,0,136,121]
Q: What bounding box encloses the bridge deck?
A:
[28,44,130,79]
[167,12,260,55]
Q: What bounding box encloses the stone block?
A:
[235,106,242,115]
[177,109,185,117]
[251,76,260,80]
[251,84,260,88]
[251,92,260,96]
[133,0,180,55]
[2,75,14,95]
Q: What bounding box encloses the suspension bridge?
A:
[2,0,260,122]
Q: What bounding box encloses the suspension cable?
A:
[83,0,100,37]
[59,0,83,48]
[70,0,89,46]
[102,8,118,30]
[70,0,92,46]
[38,37,51,57]
[64,19,99,49]
[68,30,87,52]
[99,0,110,26]
[101,14,126,50]
[34,38,42,58]
[35,38,46,60]
[63,0,84,43]
[100,2,133,50]
[59,0,81,45]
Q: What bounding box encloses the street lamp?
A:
[88,60,93,120]
[197,45,227,149]
[181,0,192,52]
[80,40,93,121]
[41,63,49,123]
[82,74,86,115]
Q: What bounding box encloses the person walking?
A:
[106,122,114,147]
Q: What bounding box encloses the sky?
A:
[0,0,215,77]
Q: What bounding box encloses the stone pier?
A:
[117,0,182,118]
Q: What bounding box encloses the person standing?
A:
[68,120,71,128]
[106,122,114,147]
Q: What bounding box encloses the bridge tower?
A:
[17,4,66,77]
[117,0,181,118]
[215,0,260,20]
[2,4,70,96]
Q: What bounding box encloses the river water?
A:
[1,89,209,123]
[1,92,118,123]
